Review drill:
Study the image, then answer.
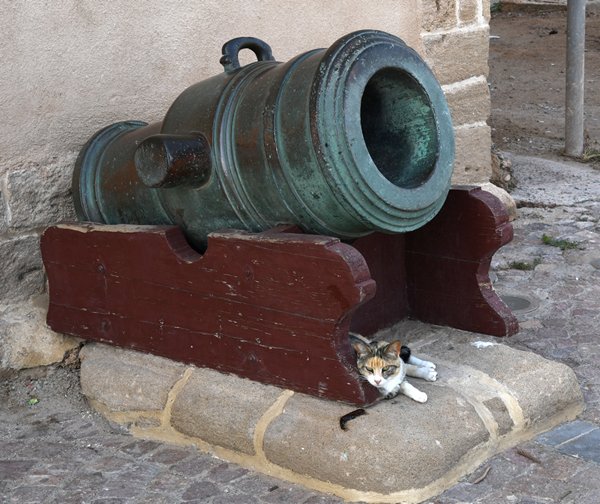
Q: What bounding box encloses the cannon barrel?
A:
[73,30,454,251]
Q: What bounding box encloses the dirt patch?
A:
[489,5,600,165]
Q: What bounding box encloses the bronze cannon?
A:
[73,30,454,250]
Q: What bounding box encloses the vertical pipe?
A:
[565,0,586,158]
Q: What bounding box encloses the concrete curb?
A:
[79,327,583,503]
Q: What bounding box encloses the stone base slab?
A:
[0,295,80,369]
[79,324,583,503]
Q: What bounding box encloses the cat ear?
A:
[351,340,371,356]
[384,340,402,358]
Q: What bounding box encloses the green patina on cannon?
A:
[73,30,454,250]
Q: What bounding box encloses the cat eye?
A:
[365,367,374,373]
[382,365,396,373]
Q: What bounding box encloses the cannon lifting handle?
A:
[220,37,275,73]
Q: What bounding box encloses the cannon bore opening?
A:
[360,68,439,189]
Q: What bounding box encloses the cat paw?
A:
[424,369,438,382]
[413,391,428,403]
[422,360,436,370]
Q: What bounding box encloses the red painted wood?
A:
[40,186,517,406]
[405,186,519,336]
[350,233,408,336]
[41,223,380,405]
[349,188,517,338]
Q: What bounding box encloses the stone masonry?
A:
[77,331,582,502]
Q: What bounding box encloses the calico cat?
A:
[350,333,437,403]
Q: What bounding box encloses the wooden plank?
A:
[405,187,519,336]
[350,232,408,336]
[41,224,380,405]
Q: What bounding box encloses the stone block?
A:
[452,123,492,184]
[444,77,490,127]
[416,334,584,428]
[507,153,600,207]
[5,156,76,229]
[421,0,457,32]
[0,296,80,369]
[263,385,489,493]
[482,0,491,21]
[423,27,489,85]
[480,182,518,221]
[0,233,45,302]
[170,368,283,455]
[459,0,480,24]
[483,397,514,436]
[79,343,187,412]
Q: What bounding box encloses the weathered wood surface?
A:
[350,232,408,336]
[41,224,380,405]
[350,187,517,338]
[41,186,517,405]
[405,186,519,336]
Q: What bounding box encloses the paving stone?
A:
[181,480,220,501]
[170,454,221,477]
[555,427,600,464]
[262,485,323,504]
[119,439,162,457]
[536,420,598,447]
[146,470,189,494]
[0,460,37,480]
[213,494,259,504]
[146,446,193,465]
[206,462,249,483]
[302,495,346,504]
[10,484,59,501]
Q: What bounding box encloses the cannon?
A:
[73,30,454,250]
[45,31,517,405]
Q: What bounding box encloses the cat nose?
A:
[374,379,381,385]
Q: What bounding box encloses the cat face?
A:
[352,339,404,391]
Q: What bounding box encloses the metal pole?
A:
[565,0,586,158]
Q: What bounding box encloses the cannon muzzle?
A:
[73,30,455,250]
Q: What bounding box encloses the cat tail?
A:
[348,332,371,345]
[400,345,411,364]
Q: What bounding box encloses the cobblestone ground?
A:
[2,161,600,503]
[0,365,344,504]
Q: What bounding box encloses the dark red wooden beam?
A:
[41,187,517,405]
[405,186,518,336]
[41,224,380,405]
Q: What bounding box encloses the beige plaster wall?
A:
[0,0,491,369]
[1,0,422,164]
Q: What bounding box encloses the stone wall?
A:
[0,0,492,369]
